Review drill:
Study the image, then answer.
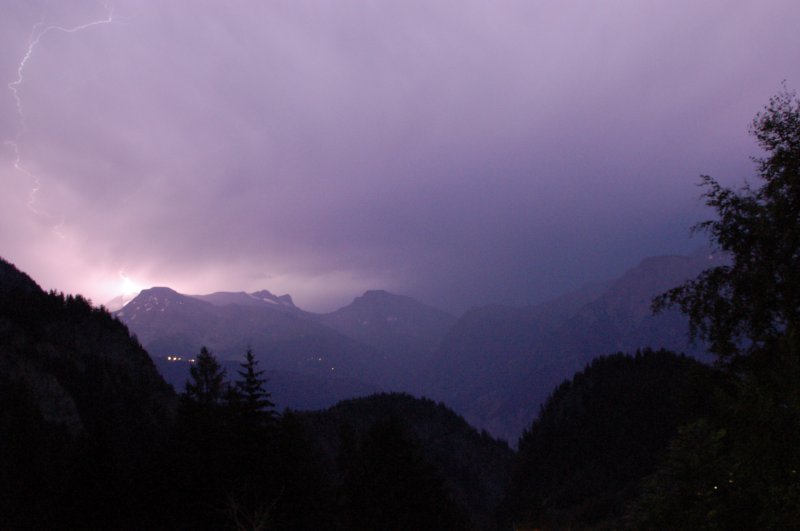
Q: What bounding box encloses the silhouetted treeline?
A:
[156,363,511,530]
[300,392,514,530]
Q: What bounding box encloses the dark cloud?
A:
[2,0,799,312]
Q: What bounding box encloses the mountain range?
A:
[116,248,724,443]
[115,286,455,408]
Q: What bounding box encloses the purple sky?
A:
[2,0,799,314]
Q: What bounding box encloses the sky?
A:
[1,0,799,314]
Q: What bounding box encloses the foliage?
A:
[184,346,227,407]
[167,347,334,530]
[500,349,722,529]
[628,366,800,529]
[639,88,800,526]
[653,87,800,368]
[339,415,468,531]
[625,418,730,529]
[0,257,175,529]
[300,392,514,530]
[230,348,278,428]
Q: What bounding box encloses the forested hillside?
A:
[300,393,513,529]
[500,349,725,529]
[0,257,174,528]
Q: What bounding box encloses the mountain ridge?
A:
[422,249,725,443]
[116,286,456,398]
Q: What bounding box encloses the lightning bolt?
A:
[5,1,114,229]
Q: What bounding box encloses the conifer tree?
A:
[232,348,277,428]
[174,347,236,530]
[184,346,227,407]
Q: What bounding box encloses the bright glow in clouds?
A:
[1,1,799,313]
[118,273,142,297]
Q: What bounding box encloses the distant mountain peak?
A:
[140,286,182,297]
[250,289,296,307]
[116,286,195,318]
[250,288,276,298]
[130,287,185,306]
[186,289,299,310]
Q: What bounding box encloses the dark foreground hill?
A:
[299,392,514,530]
[0,257,175,528]
[500,349,725,529]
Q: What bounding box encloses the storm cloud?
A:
[2,0,799,312]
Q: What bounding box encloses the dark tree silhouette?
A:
[185,346,227,407]
[231,348,277,428]
[171,347,239,530]
[637,88,800,528]
[654,87,800,369]
[339,415,468,531]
